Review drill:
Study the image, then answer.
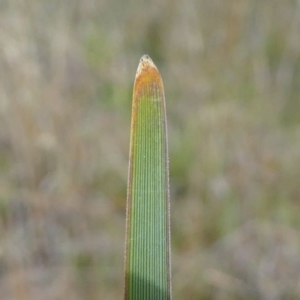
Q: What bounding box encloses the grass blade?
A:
[124,55,171,300]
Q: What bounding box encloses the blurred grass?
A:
[0,0,300,299]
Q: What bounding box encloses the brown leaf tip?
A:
[136,54,158,78]
[134,55,163,95]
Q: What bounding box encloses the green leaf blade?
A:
[124,55,171,300]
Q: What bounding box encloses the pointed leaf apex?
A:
[134,55,163,94]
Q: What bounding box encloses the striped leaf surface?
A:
[124,55,171,300]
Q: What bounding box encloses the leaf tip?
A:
[136,54,156,77]
[134,54,163,94]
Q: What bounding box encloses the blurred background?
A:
[0,0,300,299]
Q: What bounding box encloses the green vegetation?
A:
[124,55,171,299]
[0,1,299,299]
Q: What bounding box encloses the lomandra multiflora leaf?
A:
[124,55,171,300]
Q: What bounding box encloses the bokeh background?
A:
[0,0,300,299]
